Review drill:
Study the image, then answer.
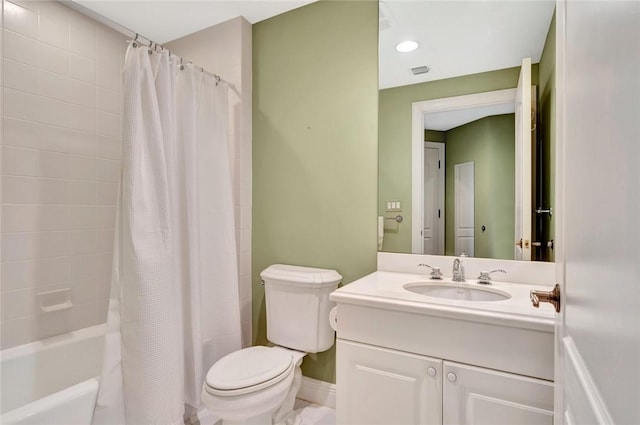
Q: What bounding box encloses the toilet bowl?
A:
[201,264,342,425]
[202,346,305,425]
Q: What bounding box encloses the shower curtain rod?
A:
[61,0,230,86]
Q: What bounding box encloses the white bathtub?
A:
[1,324,105,425]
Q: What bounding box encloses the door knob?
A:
[530,284,561,313]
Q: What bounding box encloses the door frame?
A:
[411,89,517,253]
[423,141,445,255]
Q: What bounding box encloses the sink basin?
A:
[403,282,511,302]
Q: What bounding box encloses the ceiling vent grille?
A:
[411,66,430,75]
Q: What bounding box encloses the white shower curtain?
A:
[92,43,242,425]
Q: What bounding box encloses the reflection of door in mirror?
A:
[454,161,475,256]
[423,142,444,254]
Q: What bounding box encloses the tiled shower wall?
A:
[0,0,126,349]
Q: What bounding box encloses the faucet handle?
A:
[418,264,443,279]
[477,269,506,284]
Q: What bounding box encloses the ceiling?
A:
[72,0,315,44]
[379,1,555,89]
[424,103,515,132]
[72,0,554,91]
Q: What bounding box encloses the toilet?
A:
[202,264,342,425]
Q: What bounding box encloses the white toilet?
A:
[202,264,342,425]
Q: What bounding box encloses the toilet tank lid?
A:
[261,264,342,288]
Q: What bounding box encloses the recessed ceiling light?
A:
[395,40,419,53]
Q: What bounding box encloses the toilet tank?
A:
[261,264,342,353]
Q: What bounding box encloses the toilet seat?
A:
[205,346,294,397]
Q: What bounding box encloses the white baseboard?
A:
[297,376,336,409]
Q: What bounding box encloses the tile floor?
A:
[196,399,335,425]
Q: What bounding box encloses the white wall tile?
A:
[95,135,121,160]
[68,104,95,132]
[68,206,97,230]
[66,155,96,180]
[39,150,70,179]
[37,96,70,127]
[96,60,119,91]
[37,69,69,102]
[95,229,114,253]
[95,206,116,229]
[69,15,95,59]
[67,254,97,281]
[1,205,69,232]
[95,159,120,182]
[1,288,36,321]
[3,59,38,93]
[38,42,68,75]
[70,279,97,305]
[68,230,96,255]
[4,0,38,38]
[1,175,39,204]
[67,180,96,205]
[95,298,109,324]
[3,88,40,122]
[3,29,38,66]
[3,117,40,149]
[1,316,37,348]
[1,0,126,349]
[1,257,70,291]
[94,252,112,276]
[1,231,68,262]
[95,182,117,205]
[38,14,69,50]
[96,110,119,137]
[1,146,40,177]
[69,78,95,108]
[38,178,69,204]
[96,87,119,114]
[69,53,95,84]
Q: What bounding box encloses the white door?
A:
[554,1,640,424]
[454,162,474,256]
[443,362,554,425]
[337,340,442,425]
[423,142,445,255]
[515,57,532,260]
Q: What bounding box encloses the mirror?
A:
[378,1,556,262]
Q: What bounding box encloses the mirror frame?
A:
[411,88,517,254]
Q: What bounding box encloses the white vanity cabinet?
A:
[331,271,556,425]
[337,339,553,425]
[443,362,553,425]
[337,340,442,425]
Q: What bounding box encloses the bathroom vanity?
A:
[330,254,555,425]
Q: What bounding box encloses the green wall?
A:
[444,114,515,259]
[252,1,378,383]
[538,12,556,262]
[379,65,539,253]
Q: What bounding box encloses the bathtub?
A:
[1,324,105,425]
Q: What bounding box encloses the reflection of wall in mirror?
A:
[379,65,539,254]
[443,114,515,259]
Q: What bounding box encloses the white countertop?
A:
[330,271,556,332]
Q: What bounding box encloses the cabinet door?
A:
[337,339,442,425]
[443,361,553,425]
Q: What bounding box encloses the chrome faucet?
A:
[452,254,466,282]
[418,264,443,280]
